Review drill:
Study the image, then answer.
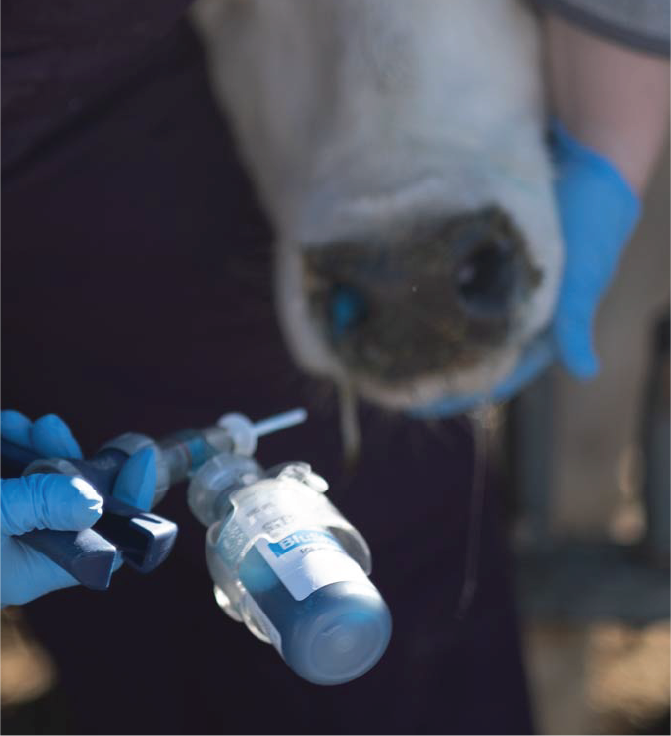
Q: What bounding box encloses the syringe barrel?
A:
[103,426,234,506]
[157,426,234,487]
[102,408,306,506]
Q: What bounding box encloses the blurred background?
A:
[1,609,64,734]
[509,140,670,734]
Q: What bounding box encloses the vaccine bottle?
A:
[187,455,392,685]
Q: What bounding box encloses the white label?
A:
[256,530,371,602]
[229,479,372,601]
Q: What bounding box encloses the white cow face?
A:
[193,0,564,410]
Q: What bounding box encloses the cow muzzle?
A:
[303,206,542,387]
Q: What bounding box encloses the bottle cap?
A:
[282,581,392,686]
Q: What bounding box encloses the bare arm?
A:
[544,13,670,195]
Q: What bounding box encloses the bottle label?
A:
[256,529,371,602]
[229,478,373,602]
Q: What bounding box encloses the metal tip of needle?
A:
[254,408,308,438]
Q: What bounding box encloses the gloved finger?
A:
[1,410,33,447]
[554,308,599,379]
[31,414,83,459]
[1,541,80,607]
[112,447,157,511]
[1,475,102,537]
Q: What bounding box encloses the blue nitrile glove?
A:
[550,119,640,377]
[1,411,156,606]
[415,119,640,418]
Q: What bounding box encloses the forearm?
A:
[544,13,670,195]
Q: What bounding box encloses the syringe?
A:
[0,409,307,590]
[101,408,308,502]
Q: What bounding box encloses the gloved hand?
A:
[1,410,156,607]
[415,119,640,418]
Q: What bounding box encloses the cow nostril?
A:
[329,284,367,338]
[456,241,518,320]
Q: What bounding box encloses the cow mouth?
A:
[302,206,542,392]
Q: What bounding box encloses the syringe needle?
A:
[254,408,308,438]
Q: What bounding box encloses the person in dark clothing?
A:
[2,1,666,733]
[2,6,532,733]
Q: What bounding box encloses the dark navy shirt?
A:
[2,6,532,733]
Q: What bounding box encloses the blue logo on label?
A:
[269,530,340,557]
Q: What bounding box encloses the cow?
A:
[191,0,563,422]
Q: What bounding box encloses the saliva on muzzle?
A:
[305,206,542,387]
